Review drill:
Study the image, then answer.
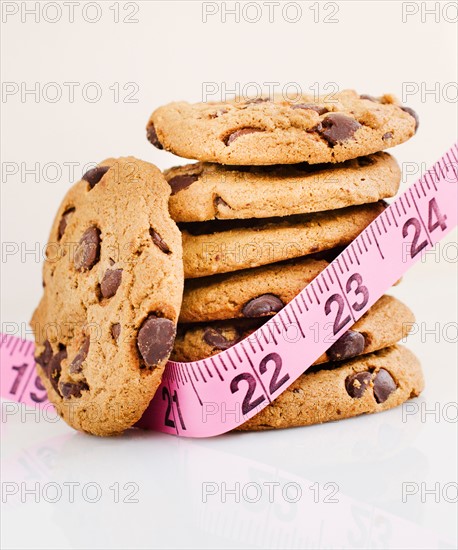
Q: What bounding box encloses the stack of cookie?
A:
[146,89,424,429]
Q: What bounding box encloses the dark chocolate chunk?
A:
[327,330,366,361]
[225,128,263,146]
[168,174,199,195]
[74,227,101,271]
[146,124,163,149]
[35,340,53,369]
[242,294,284,318]
[150,228,171,254]
[69,337,90,374]
[111,323,121,341]
[291,103,328,115]
[209,109,228,118]
[400,106,419,132]
[373,368,397,403]
[60,381,89,399]
[214,195,230,210]
[245,97,270,105]
[58,208,75,240]
[100,269,123,299]
[311,113,362,146]
[203,327,239,350]
[382,132,393,140]
[137,316,176,368]
[345,371,372,398]
[82,166,109,188]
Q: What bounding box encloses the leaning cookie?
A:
[172,295,414,363]
[165,152,400,222]
[236,345,424,431]
[182,201,386,278]
[147,90,418,165]
[31,158,184,436]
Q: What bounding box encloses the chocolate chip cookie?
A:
[236,345,424,430]
[172,295,414,363]
[147,90,418,165]
[165,152,400,222]
[181,201,386,278]
[31,157,184,436]
[179,256,329,323]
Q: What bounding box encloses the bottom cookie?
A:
[236,345,424,431]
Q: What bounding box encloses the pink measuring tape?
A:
[1,144,457,437]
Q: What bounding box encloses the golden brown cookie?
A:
[172,295,414,363]
[181,201,386,278]
[31,158,184,436]
[236,345,424,431]
[179,256,329,323]
[147,90,418,165]
[165,152,400,222]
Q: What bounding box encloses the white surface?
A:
[1,1,457,549]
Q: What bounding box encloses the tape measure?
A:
[1,144,457,437]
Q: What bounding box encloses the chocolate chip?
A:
[327,330,366,361]
[111,323,121,341]
[382,132,393,140]
[69,337,90,374]
[58,208,75,240]
[150,228,171,254]
[245,97,270,105]
[48,348,67,394]
[291,103,328,115]
[311,114,362,146]
[357,156,376,167]
[209,109,228,118]
[74,227,101,271]
[146,124,163,149]
[203,327,239,350]
[100,269,123,299]
[242,294,284,318]
[35,340,53,368]
[168,174,199,195]
[360,94,379,102]
[373,368,397,403]
[82,166,109,188]
[214,195,230,210]
[137,316,176,368]
[60,381,89,399]
[225,128,263,146]
[345,371,372,398]
[400,106,419,132]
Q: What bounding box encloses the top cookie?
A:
[31,157,184,436]
[147,90,418,165]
